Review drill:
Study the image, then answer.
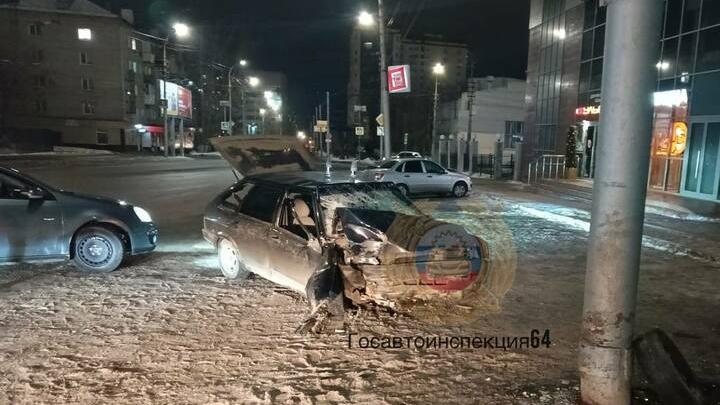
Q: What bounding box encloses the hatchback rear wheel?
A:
[217,238,250,280]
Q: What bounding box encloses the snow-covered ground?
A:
[1,155,719,404]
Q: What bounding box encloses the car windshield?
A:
[377,160,399,169]
[318,183,422,235]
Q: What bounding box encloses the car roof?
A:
[245,171,389,191]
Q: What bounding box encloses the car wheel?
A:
[73,226,124,272]
[452,182,468,198]
[397,184,410,197]
[217,238,250,280]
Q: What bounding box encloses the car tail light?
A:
[374,172,385,181]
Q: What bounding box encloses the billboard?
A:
[388,65,411,93]
[158,80,192,119]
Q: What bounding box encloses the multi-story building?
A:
[438,76,526,155]
[524,0,720,202]
[236,70,286,136]
[0,0,195,152]
[347,28,469,154]
[0,0,136,149]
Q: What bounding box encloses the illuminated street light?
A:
[358,11,374,27]
[239,59,248,67]
[172,22,190,38]
[656,61,670,70]
[248,76,260,87]
[259,108,266,115]
[431,63,445,160]
[432,62,446,76]
[297,131,307,140]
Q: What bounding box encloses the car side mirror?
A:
[20,188,46,200]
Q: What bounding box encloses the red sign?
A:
[575,105,601,118]
[388,65,411,93]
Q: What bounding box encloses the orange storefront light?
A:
[670,121,688,156]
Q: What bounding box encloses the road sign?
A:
[221,121,230,131]
[355,126,365,136]
[219,100,230,107]
[376,114,384,127]
[316,120,328,133]
[388,65,412,93]
[377,126,385,136]
[354,105,367,112]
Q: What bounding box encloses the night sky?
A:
[106,0,530,127]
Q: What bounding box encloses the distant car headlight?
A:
[133,206,153,223]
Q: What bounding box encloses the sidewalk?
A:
[506,177,720,220]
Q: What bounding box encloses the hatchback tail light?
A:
[374,172,385,181]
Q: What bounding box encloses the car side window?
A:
[403,160,423,173]
[395,163,405,172]
[0,173,32,200]
[239,185,284,223]
[423,161,445,174]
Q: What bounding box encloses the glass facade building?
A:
[524,0,720,202]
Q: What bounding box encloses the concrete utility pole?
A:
[377,0,392,159]
[162,41,169,157]
[579,0,663,404]
[466,82,476,171]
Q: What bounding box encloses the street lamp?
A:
[297,131,307,141]
[358,4,391,159]
[358,11,374,26]
[161,22,191,157]
[431,62,445,161]
[227,58,249,136]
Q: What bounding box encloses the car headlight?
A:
[133,206,153,223]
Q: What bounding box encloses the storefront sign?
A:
[575,105,601,118]
[653,89,688,107]
[670,121,687,156]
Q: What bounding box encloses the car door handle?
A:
[427,176,433,178]
[404,175,410,178]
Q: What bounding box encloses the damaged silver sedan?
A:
[203,136,495,327]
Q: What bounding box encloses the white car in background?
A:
[359,158,472,198]
[391,151,423,159]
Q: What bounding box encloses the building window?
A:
[82,101,96,114]
[32,75,46,88]
[79,52,91,65]
[129,61,138,73]
[505,121,524,149]
[77,28,92,41]
[31,49,44,64]
[29,23,42,36]
[130,38,137,51]
[96,131,108,145]
[81,77,94,91]
[34,99,47,113]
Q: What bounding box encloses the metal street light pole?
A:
[431,63,445,161]
[377,0,392,159]
[162,40,169,157]
[579,0,663,403]
[228,65,235,136]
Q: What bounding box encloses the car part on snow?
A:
[217,238,250,280]
[297,247,345,334]
[633,328,705,405]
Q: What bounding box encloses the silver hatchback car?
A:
[359,159,472,198]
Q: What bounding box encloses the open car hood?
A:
[210,136,322,176]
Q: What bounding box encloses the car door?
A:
[0,171,63,261]
[268,193,324,293]
[422,160,454,193]
[401,160,427,193]
[230,183,284,278]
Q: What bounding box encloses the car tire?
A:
[217,238,250,280]
[73,226,124,273]
[452,181,468,198]
[396,184,410,197]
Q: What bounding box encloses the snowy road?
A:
[1,155,719,404]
